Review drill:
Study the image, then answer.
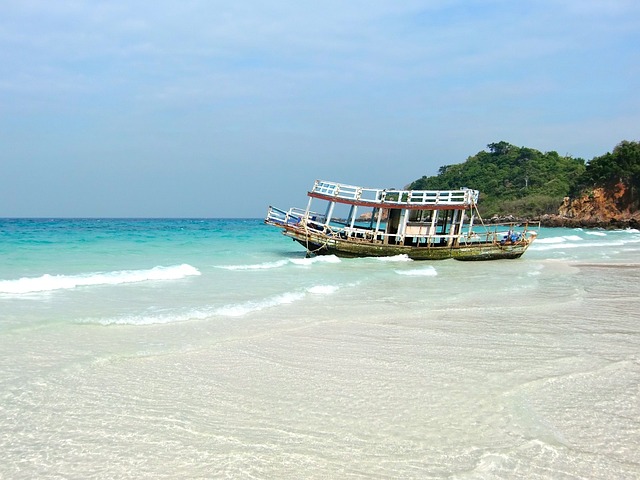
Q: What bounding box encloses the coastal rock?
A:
[542,183,640,229]
[488,183,640,229]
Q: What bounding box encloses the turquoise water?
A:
[1,219,639,478]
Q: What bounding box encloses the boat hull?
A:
[281,225,530,261]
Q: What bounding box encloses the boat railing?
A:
[311,180,478,206]
[266,206,331,229]
[265,206,287,225]
[265,206,308,226]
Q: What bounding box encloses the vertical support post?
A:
[457,207,466,243]
[398,208,409,245]
[304,196,313,219]
[467,207,475,235]
[448,209,459,246]
[440,211,450,245]
[325,201,335,226]
[375,208,384,243]
[429,210,438,246]
[349,205,358,229]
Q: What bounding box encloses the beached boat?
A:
[265,180,538,260]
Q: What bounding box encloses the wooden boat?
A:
[265,180,538,260]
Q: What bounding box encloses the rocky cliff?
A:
[541,182,640,229]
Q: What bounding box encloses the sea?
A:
[1,218,639,479]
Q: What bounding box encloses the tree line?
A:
[407,140,640,217]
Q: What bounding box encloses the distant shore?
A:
[489,214,640,230]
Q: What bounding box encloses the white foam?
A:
[218,255,342,270]
[376,254,412,262]
[214,291,305,317]
[585,231,607,237]
[395,266,438,276]
[307,285,340,294]
[86,290,309,325]
[83,285,331,325]
[531,239,633,251]
[289,255,341,266]
[535,235,583,245]
[0,264,201,294]
[535,236,568,244]
[82,306,214,326]
[216,260,289,270]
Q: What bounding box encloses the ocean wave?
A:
[531,238,639,251]
[307,285,340,294]
[85,285,341,325]
[0,264,201,295]
[216,260,289,270]
[289,255,341,266]
[395,266,438,276]
[87,309,210,326]
[376,254,412,262]
[535,235,583,244]
[218,255,341,270]
[214,292,306,317]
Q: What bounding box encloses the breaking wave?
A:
[214,292,305,317]
[86,308,211,326]
[216,260,289,270]
[218,255,341,270]
[533,239,625,251]
[0,264,201,295]
[395,266,438,276]
[307,285,340,294]
[85,284,341,325]
[289,255,341,266]
[376,254,412,262]
[535,235,583,244]
[530,230,640,252]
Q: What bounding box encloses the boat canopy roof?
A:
[308,180,479,209]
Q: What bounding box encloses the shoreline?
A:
[488,214,640,230]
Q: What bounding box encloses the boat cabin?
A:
[269,180,479,248]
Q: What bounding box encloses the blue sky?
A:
[1,0,638,217]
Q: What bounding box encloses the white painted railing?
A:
[311,180,479,206]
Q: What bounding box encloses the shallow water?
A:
[1,219,639,478]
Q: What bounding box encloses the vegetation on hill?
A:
[407,140,639,219]
[573,140,640,211]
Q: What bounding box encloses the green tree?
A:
[408,142,586,217]
[578,140,640,207]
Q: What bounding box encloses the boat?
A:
[265,180,538,261]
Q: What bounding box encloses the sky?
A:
[1,0,638,217]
